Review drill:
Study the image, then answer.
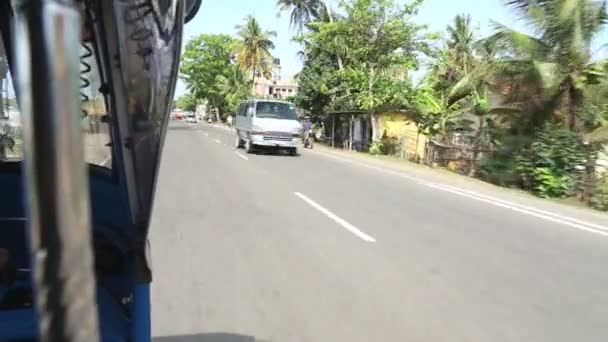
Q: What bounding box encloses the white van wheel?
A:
[234,131,243,149]
[245,137,254,154]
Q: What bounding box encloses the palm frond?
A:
[488,20,550,59]
[532,61,561,89]
[234,15,276,75]
[448,72,481,106]
[276,0,327,32]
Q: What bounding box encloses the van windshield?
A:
[255,102,298,120]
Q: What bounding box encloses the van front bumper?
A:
[251,134,299,148]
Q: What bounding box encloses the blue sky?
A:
[177,0,526,96]
[4,0,604,98]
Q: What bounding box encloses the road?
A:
[150,121,608,342]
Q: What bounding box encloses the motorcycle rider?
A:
[227,114,233,127]
[302,116,313,148]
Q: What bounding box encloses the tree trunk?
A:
[251,62,257,95]
[325,6,345,71]
[468,115,484,177]
[415,130,420,163]
[336,50,344,71]
[568,86,576,131]
[370,111,381,141]
[369,67,380,140]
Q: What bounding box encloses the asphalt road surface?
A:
[150,121,608,342]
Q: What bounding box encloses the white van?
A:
[234,99,302,155]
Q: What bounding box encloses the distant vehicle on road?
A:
[234,99,301,156]
[171,111,186,120]
[185,113,197,123]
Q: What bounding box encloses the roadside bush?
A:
[477,134,530,187]
[369,137,399,156]
[369,140,383,155]
[591,173,608,211]
[477,153,520,187]
[516,125,589,198]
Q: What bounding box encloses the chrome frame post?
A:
[12,0,99,341]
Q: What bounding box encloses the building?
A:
[253,76,298,99]
[251,58,298,99]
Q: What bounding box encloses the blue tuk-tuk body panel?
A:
[0,0,201,340]
[0,168,141,341]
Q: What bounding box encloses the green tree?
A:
[175,94,198,112]
[180,34,236,114]
[216,65,251,115]
[516,124,590,197]
[321,0,433,140]
[292,18,346,114]
[412,86,465,139]
[426,14,479,97]
[296,53,347,115]
[282,0,348,72]
[234,15,276,93]
[446,35,530,175]
[446,14,475,78]
[485,0,608,130]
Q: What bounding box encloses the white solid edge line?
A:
[314,150,608,237]
[422,182,608,237]
[423,181,608,232]
[295,192,376,242]
[235,151,248,160]
[214,139,222,144]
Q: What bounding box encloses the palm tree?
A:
[448,37,502,105]
[278,0,347,71]
[486,0,608,130]
[234,15,276,94]
[276,0,326,32]
[216,65,250,113]
[447,36,529,174]
[185,80,205,104]
[446,14,475,76]
[413,86,466,141]
[429,14,476,94]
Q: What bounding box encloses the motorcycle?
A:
[303,129,314,149]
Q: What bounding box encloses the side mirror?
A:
[185,0,202,23]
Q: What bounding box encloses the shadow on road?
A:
[250,149,300,157]
[153,332,261,342]
[167,124,197,131]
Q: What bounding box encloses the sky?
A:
[176,0,524,96]
[1,0,606,98]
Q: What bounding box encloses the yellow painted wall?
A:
[379,112,427,160]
